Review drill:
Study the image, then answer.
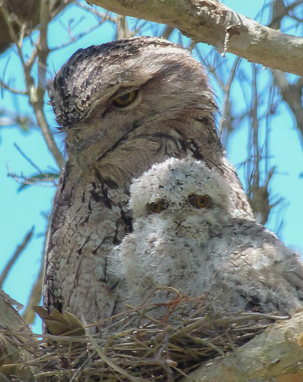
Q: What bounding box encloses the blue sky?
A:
[1,1,302,333]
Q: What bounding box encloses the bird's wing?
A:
[211,231,303,314]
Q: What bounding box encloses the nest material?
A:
[1,291,287,382]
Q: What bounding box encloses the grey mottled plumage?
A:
[109,158,303,316]
[44,37,253,326]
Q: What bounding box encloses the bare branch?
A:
[0,0,72,53]
[87,0,303,76]
[273,71,303,140]
[33,106,65,168]
[14,143,45,175]
[267,1,303,144]
[0,228,34,288]
[218,57,241,141]
[7,144,59,188]
[0,2,26,65]
[7,170,58,188]
[50,10,116,52]
[116,15,132,39]
[268,0,303,29]
[248,166,283,225]
[0,1,65,169]
[0,78,28,95]
[7,170,58,189]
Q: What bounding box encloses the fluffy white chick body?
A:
[109,158,303,315]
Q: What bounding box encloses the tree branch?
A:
[0,227,34,288]
[0,0,71,53]
[180,312,303,382]
[0,0,65,169]
[273,71,303,140]
[87,0,303,76]
[116,15,132,39]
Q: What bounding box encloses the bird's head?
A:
[129,158,233,240]
[48,37,219,172]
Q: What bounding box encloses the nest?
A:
[2,290,287,382]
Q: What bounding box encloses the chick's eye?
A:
[112,90,138,107]
[189,195,210,209]
[149,200,165,214]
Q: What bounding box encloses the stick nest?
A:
[2,291,287,381]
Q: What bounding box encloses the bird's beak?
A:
[172,210,197,222]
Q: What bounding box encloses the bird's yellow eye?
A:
[188,195,210,209]
[112,90,138,107]
[148,200,165,214]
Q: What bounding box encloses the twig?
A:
[218,56,241,141]
[0,78,28,95]
[27,0,65,169]
[14,143,44,175]
[0,0,65,169]
[0,227,34,288]
[69,352,95,382]
[7,170,58,188]
[86,331,143,382]
[50,15,112,51]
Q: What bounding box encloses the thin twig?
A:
[86,331,143,382]
[218,56,241,141]
[0,78,28,95]
[0,227,34,288]
[14,143,45,175]
[7,170,58,188]
[0,0,65,169]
